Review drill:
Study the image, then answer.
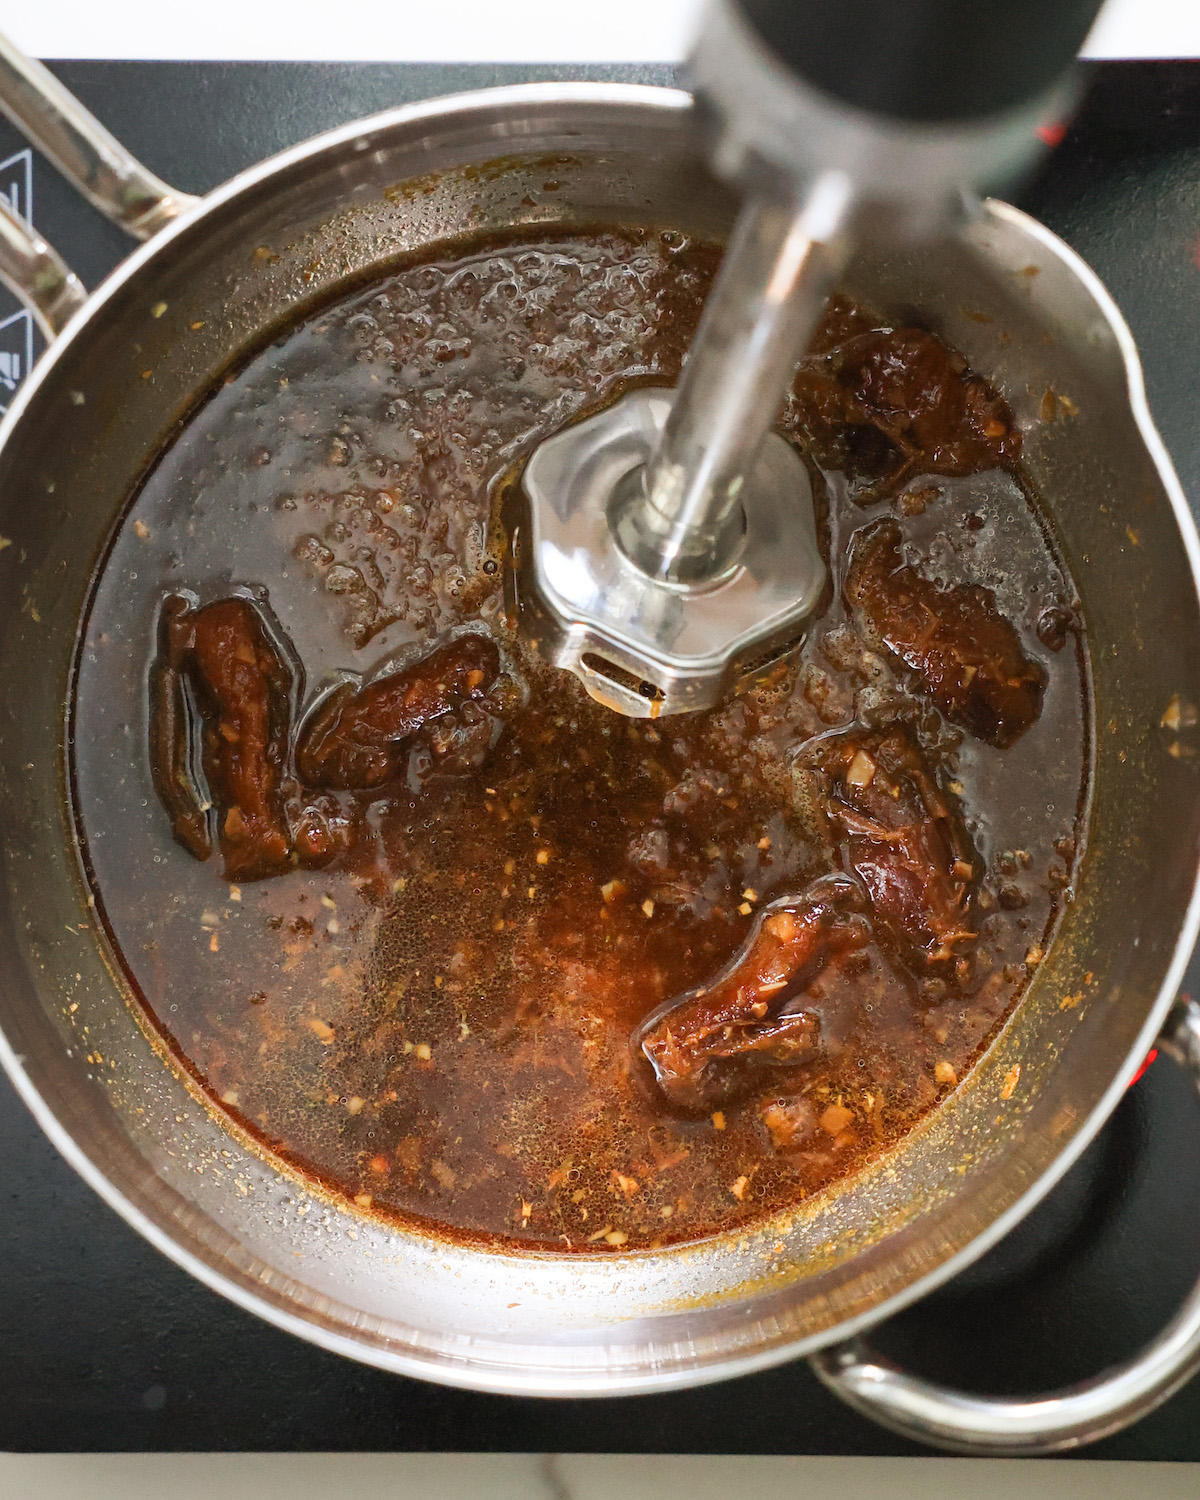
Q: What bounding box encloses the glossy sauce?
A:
[71,228,1090,1251]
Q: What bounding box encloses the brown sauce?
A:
[70,226,1091,1251]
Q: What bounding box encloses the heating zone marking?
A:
[0,148,34,413]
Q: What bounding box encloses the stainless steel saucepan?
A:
[1,38,1199,1454]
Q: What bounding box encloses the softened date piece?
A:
[794,298,1021,496]
[150,598,508,878]
[636,885,870,1110]
[845,521,1045,747]
[149,594,298,879]
[801,727,977,968]
[295,634,502,789]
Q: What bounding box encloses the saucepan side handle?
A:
[810,995,1200,1455]
[0,31,200,238]
[0,194,85,339]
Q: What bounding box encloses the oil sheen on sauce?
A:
[70,227,1091,1252]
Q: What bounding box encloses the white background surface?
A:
[0,0,1198,62]
[3,1453,1200,1498]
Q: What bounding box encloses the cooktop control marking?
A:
[0,149,34,415]
[0,147,32,223]
[0,309,33,410]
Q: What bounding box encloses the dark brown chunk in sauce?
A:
[150,594,300,879]
[799,727,977,968]
[637,881,869,1111]
[792,297,1021,500]
[71,227,1089,1252]
[845,521,1046,747]
[296,634,503,789]
[151,600,511,876]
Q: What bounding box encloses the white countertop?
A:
[0,0,1197,62]
[2,1453,1199,1499]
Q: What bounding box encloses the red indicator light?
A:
[1128,1047,1159,1088]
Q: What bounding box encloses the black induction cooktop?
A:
[2,59,1200,1461]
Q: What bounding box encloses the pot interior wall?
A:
[0,89,1197,1392]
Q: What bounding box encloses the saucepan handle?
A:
[810,995,1200,1455]
[0,33,199,238]
[0,30,201,343]
[0,196,85,338]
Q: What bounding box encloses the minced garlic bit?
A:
[431,1160,457,1190]
[1025,945,1044,967]
[415,1042,432,1061]
[535,849,550,865]
[711,1110,726,1131]
[730,1175,749,1201]
[738,902,752,917]
[132,519,151,540]
[228,885,242,901]
[346,1095,365,1115]
[818,1101,854,1135]
[1163,694,1199,732]
[742,888,758,902]
[354,1192,373,1208]
[1000,1064,1021,1100]
[844,748,877,787]
[601,878,626,903]
[934,1059,958,1086]
[660,1204,673,1218]
[320,894,337,909]
[765,910,799,941]
[307,1017,335,1044]
[641,899,655,918]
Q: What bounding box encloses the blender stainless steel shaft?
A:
[611,178,852,587]
[514,0,1106,717]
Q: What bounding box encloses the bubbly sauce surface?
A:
[71,228,1090,1250]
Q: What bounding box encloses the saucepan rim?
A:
[1,80,1199,1396]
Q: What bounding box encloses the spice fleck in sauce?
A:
[71,228,1090,1251]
